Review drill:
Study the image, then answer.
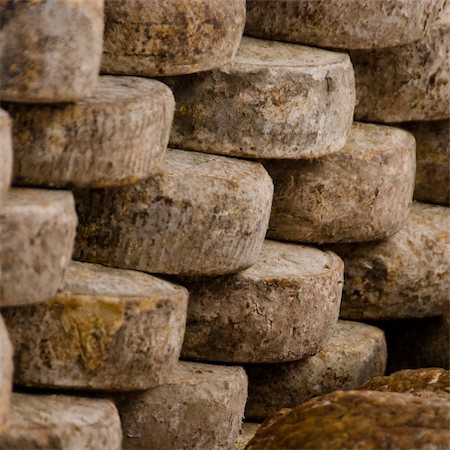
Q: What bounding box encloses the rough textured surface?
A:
[0,393,122,450]
[74,149,273,276]
[116,362,248,450]
[245,0,444,50]
[330,202,450,320]
[5,76,174,188]
[2,261,188,391]
[0,109,12,205]
[0,0,104,103]
[0,316,12,433]
[403,120,449,205]
[246,390,450,450]
[373,316,450,372]
[352,7,450,122]
[266,122,416,243]
[245,320,387,420]
[0,189,77,307]
[235,423,260,450]
[102,0,245,76]
[360,368,450,400]
[181,240,343,363]
[166,37,355,159]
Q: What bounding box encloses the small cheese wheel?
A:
[74,149,273,276]
[0,316,12,432]
[245,0,444,50]
[266,122,416,243]
[0,393,122,450]
[352,8,450,122]
[101,0,245,76]
[403,120,450,205]
[166,37,355,159]
[181,240,343,363]
[331,203,450,320]
[2,261,188,391]
[0,189,77,307]
[360,368,450,400]
[0,0,104,103]
[116,362,248,450]
[246,391,450,450]
[245,321,387,420]
[0,109,12,205]
[5,76,174,188]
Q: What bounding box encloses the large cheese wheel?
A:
[74,149,273,276]
[352,7,450,122]
[2,261,188,391]
[101,0,245,76]
[166,37,355,159]
[245,321,387,420]
[0,393,122,450]
[0,0,104,103]
[116,362,247,450]
[181,240,343,363]
[0,109,12,205]
[5,76,174,188]
[331,203,450,320]
[0,189,77,307]
[403,120,449,205]
[245,0,444,50]
[266,122,416,243]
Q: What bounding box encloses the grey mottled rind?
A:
[0,189,77,307]
[245,321,387,420]
[403,120,450,205]
[181,240,343,363]
[2,261,188,391]
[235,423,260,450]
[0,393,122,450]
[373,316,450,372]
[116,362,248,450]
[266,122,416,244]
[330,202,450,320]
[245,0,444,50]
[246,391,450,450]
[0,316,12,433]
[101,0,245,76]
[5,77,174,188]
[360,368,450,400]
[352,9,450,122]
[0,0,104,103]
[74,149,273,276]
[0,109,12,205]
[166,37,355,159]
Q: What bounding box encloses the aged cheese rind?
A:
[330,203,450,320]
[166,37,355,159]
[245,321,387,420]
[245,0,444,50]
[181,240,343,363]
[360,368,450,400]
[4,76,174,188]
[0,189,77,307]
[403,120,449,205]
[352,12,450,122]
[116,362,248,450]
[2,261,188,391]
[0,316,12,433]
[74,149,273,276]
[0,109,12,205]
[0,0,104,103]
[266,122,416,243]
[246,391,450,450]
[101,0,245,76]
[0,393,122,450]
